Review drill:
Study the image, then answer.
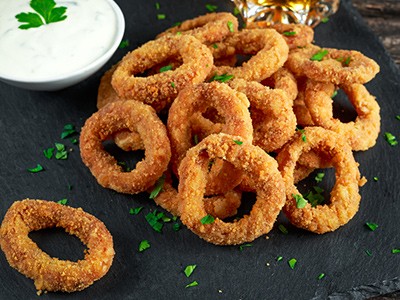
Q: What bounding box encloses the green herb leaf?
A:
[129,207,143,215]
[278,224,288,235]
[365,222,378,231]
[296,127,306,142]
[173,222,181,231]
[119,39,129,49]
[288,258,297,270]
[227,20,234,32]
[233,7,240,16]
[384,132,398,146]
[185,281,198,288]
[43,147,55,159]
[392,248,400,254]
[276,256,283,262]
[318,273,325,280]
[293,194,307,209]
[193,134,199,145]
[210,73,234,83]
[315,172,325,183]
[171,82,176,88]
[365,249,372,256]
[155,2,160,10]
[344,56,351,66]
[321,17,329,23]
[212,43,218,49]
[159,65,172,73]
[16,0,68,30]
[205,4,218,12]
[283,31,296,36]
[139,240,150,252]
[396,115,400,121]
[27,164,44,173]
[310,49,329,61]
[200,214,215,224]
[145,210,164,233]
[332,90,338,98]
[149,174,166,199]
[57,198,68,205]
[157,14,166,20]
[233,140,243,145]
[373,176,379,182]
[184,265,197,277]
[239,243,252,251]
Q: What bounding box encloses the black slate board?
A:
[1,0,400,299]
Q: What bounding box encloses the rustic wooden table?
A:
[352,0,400,66]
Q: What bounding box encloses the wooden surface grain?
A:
[352,0,400,66]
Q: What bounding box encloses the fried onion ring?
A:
[80,100,171,194]
[111,35,213,112]
[156,12,239,44]
[286,44,380,85]
[179,133,286,245]
[209,28,289,82]
[268,23,314,49]
[0,199,114,294]
[304,80,381,151]
[277,127,364,234]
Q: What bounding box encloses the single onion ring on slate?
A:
[111,34,213,112]
[286,44,380,85]
[304,80,381,151]
[178,133,286,245]
[209,28,289,82]
[156,12,239,44]
[80,100,171,194]
[0,199,114,294]
[276,127,365,234]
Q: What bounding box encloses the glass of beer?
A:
[232,0,340,27]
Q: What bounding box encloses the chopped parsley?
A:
[239,243,252,251]
[157,14,166,20]
[296,127,306,142]
[200,214,215,224]
[212,43,218,49]
[227,20,234,32]
[384,132,398,146]
[139,240,150,252]
[315,172,325,183]
[283,31,296,36]
[16,0,67,30]
[155,2,160,10]
[129,207,143,215]
[318,273,325,280]
[365,222,378,231]
[293,194,307,209]
[233,140,243,145]
[303,186,325,207]
[205,4,218,12]
[276,256,283,262]
[392,249,400,254]
[185,281,198,288]
[365,249,372,256]
[55,143,68,160]
[396,115,400,121]
[288,258,297,270]
[159,65,172,73]
[43,147,55,159]
[149,174,165,199]
[184,265,197,277]
[310,50,329,61]
[171,82,176,88]
[119,39,129,49]
[173,222,181,231]
[373,176,379,182]
[210,73,234,83]
[233,7,240,16]
[321,17,329,23]
[344,57,351,66]
[332,90,338,98]
[193,134,199,145]
[145,210,164,233]
[27,164,44,173]
[61,124,76,139]
[57,198,68,205]
[278,224,288,235]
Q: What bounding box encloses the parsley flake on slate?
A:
[332,90,338,98]
[159,65,172,73]
[61,124,76,139]
[43,147,55,159]
[321,17,329,23]
[173,222,181,231]
[16,0,67,30]
[288,258,297,270]
[396,115,400,121]
[315,172,325,183]
[293,194,307,209]
[139,240,150,252]
[392,249,400,254]
[119,39,129,49]
[318,273,325,280]
[239,243,252,251]
[145,210,164,233]
[55,143,68,160]
[129,207,143,215]
[227,20,234,32]
[283,31,296,36]
[155,2,160,10]
[365,222,378,231]
[185,281,198,288]
[57,198,68,205]
[210,73,234,83]
[149,174,165,199]
[276,256,283,262]
[184,265,197,277]
[233,7,240,16]
[27,164,44,173]
[384,132,398,146]
[310,50,329,61]
[200,214,215,224]
[205,4,218,12]
[373,177,379,182]
[278,224,288,235]
[303,186,325,207]
[365,249,372,256]
[157,14,166,20]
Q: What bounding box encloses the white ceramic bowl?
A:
[0,0,125,91]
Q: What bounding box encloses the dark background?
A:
[0,0,399,299]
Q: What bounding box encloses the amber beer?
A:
[232,0,340,27]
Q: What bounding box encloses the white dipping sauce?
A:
[0,0,118,80]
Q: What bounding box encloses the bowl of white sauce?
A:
[0,0,125,91]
